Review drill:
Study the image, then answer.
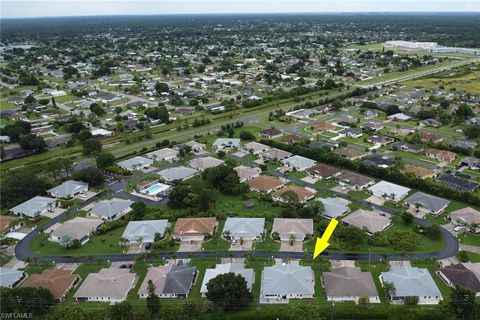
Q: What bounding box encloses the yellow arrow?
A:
[313,218,339,259]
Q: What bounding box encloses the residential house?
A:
[314,122,335,133]
[260,128,283,139]
[286,109,318,119]
[89,198,133,220]
[74,268,136,303]
[261,264,314,303]
[272,185,316,203]
[138,264,196,298]
[404,192,450,215]
[334,147,367,160]
[391,141,423,153]
[122,220,169,243]
[223,217,265,241]
[425,149,456,163]
[0,268,24,288]
[159,166,199,182]
[234,166,261,182]
[438,175,479,193]
[419,119,442,128]
[47,180,89,198]
[21,269,77,302]
[200,263,254,297]
[281,155,316,171]
[459,157,480,170]
[339,128,363,138]
[438,264,480,296]
[420,132,443,143]
[117,156,154,171]
[450,207,480,233]
[363,154,396,168]
[337,172,374,189]
[283,134,304,144]
[388,113,411,121]
[319,197,350,219]
[146,148,179,162]
[306,163,341,180]
[271,218,313,242]
[380,267,442,304]
[173,217,217,241]
[49,217,103,245]
[183,141,206,153]
[243,141,270,155]
[449,141,477,150]
[334,115,357,127]
[367,181,411,201]
[0,216,21,235]
[322,267,380,303]
[10,196,56,218]
[246,175,285,193]
[342,209,392,235]
[188,156,225,171]
[367,135,393,147]
[362,122,384,132]
[212,138,241,150]
[261,148,292,161]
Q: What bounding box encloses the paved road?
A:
[14,153,459,264]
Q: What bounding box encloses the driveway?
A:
[460,244,480,254]
[390,260,411,268]
[178,241,202,252]
[330,260,356,268]
[127,243,146,254]
[279,241,303,252]
[366,195,386,206]
[229,240,253,251]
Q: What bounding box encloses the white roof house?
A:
[261,264,315,303]
[49,217,103,244]
[223,218,265,241]
[0,267,24,288]
[188,156,225,171]
[117,156,154,171]
[213,138,241,150]
[342,209,392,235]
[318,197,350,219]
[381,267,442,304]
[47,180,89,198]
[367,181,411,202]
[90,198,133,220]
[281,155,316,171]
[145,148,179,161]
[10,196,56,218]
[200,263,254,297]
[159,166,198,182]
[122,220,169,243]
[74,268,136,303]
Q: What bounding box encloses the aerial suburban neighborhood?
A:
[0,6,479,320]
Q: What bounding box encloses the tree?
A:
[383,281,396,299]
[24,94,36,104]
[82,138,102,155]
[288,301,321,320]
[0,171,50,208]
[0,287,54,315]
[239,130,255,141]
[96,152,115,169]
[131,201,147,220]
[90,103,105,116]
[404,296,419,305]
[154,82,169,94]
[456,250,469,262]
[425,224,442,240]
[401,211,414,225]
[206,272,253,311]
[202,165,244,195]
[448,286,476,320]
[455,104,474,120]
[358,295,370,307]
[73,167,105,187]
[280,189,299,205]
[146,280,160,315]
[19,134,46,152]
[109,301,134,320]
[463,126,480,139]
[145,106,169,123]
[2,120,31,142]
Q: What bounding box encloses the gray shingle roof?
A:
[322,267,378,298]
[90,198,133,219]
[163,265,196,295]
[159,166,198,181]
[10,196,56,217]
[223,218,265,240]
[405,192,450,213]
[47,180,88,198]
[262,264,314,296]
[318,197,350,218]
[117,156,154,171]
[381,267,442,298]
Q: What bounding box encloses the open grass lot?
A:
[29,227,126,256]
[212,193,283,219]
[202,220,230,251]
[403,69,480,94]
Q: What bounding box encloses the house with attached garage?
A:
[10,196,56,218]
[334,147,367,160]
[122,220,169,244]
[281,155,316,171]
[404,192,450,215]
[459,157,480,170]
[117,156,154,172]
[173,217,217,241]
[337,171,374,190]
[223,217,265,241]
[272,218,313,242]
[89,198,133,220]
[449,141,477,150]
[425,149,456,163]
[380,267,442,305]
[49,217,103,245]
[272,185,316,203]
[200,263,254,297]
[318,197,350,219]
[437,263,480,296]
[158,166,199,182]
[261,264,315,303]
[21,269,78,302]
[0,267,24,288]
[145,148,179,162]
[246,175,285,193]
[306,163,341,180]
[243,141,270,154]
[367,181,411,202]
[339,127,363,138]
[234,166,261,182]
[449,207,480,233]
[212,138,241,150]
[47,180,89,198]
[391,141,424,153]
[188,156,225,171]
[342,209,392,235]
[138,264,196,299]
[261,148,292,161]
[74,268,136,304]
[322,267,380,303]
[260,128,283,139]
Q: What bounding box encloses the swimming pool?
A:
[141,183,171,196]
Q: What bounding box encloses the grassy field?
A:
[403,69,480,94]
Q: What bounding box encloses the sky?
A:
[1,0,480,19]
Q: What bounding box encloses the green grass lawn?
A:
[253,235,281,252]
[288,171,307,179]
[347,189,371,200]
[202,220,230,251]
[29,227,126,256]
[465,252,480,262]
[457,233,480,246]
[212,193,283,219]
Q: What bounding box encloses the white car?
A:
[454,226,463,232]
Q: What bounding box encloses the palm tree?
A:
[383,281,396,300]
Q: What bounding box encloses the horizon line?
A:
[2,11,480,20]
